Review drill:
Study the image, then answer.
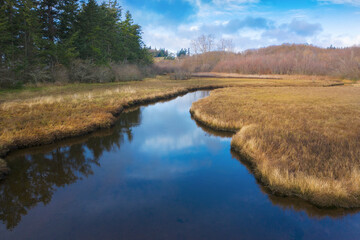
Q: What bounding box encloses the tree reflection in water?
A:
[0,108,141,230]
[2,94,360,235]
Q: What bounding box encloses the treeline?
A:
[0,0,153,87]
[149,48,189,60]
[149,48,170,58]
[156,44,360,80]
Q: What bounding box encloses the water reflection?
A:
[194,108,360,219]
[192,118,235,138]
[0,108,141,230]
[1,91,360,240]
[229,150,360,219]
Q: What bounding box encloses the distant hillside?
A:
[156,44,360,79]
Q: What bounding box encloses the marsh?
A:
[1,91,360,240]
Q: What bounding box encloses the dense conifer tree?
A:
[0,0,152,85]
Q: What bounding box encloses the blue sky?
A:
[116,0,360,52]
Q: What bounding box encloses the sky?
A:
[116,0,360,52]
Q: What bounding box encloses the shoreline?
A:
[0,86,222,180]
[2,82,359,209]
[189,90,360,209]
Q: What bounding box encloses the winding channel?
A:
[1,91,360,239]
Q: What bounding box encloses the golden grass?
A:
[0,75,294,156]
[0,74,341,155]
[0,74,346,185]
[0,78,217,157]
[190,86,360,208]
[192,72,341,82]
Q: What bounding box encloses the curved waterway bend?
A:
[1,91,360,239]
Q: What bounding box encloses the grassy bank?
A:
[190,86,360,208]
[1,75,315,157]
[0,77,217,158]
[0,74,344,181]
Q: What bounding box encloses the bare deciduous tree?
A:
[217,38,235,52]
[191,34,215,54]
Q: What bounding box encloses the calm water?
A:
[1,91,360,240]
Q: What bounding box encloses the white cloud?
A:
[331,34,360,46]
[318,0,360,6]
[141,128,205,152]
[126,0,360,51]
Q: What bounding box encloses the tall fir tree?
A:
[38,0,59,66]
[0,0,153,86]
[57,0,79,65]
[75,0,104,62]
[0,0,15,66]
[58,0,78,42]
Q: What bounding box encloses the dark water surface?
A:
[1,91,360,240]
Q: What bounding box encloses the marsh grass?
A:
[0,75,252,157]
[0,75,344,181]
[190,86,360,207]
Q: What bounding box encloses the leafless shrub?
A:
[68,60,154,83]
[52,64,70,84]
[214,45,360,79]
[110,63,143,81]
[170,70,192,80]
[69,59,95,82]
[153,59,184,74]
[0,67,18,88]
[27,67,52,83]
[69,60,115,83]
[159,44,360,80]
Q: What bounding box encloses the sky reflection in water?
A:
[1,91,360,240]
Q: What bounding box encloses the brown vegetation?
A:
[190,86,360,208]
[1,74,341,160]
[1,73,353,208]
[0,77,221,158]
[0,74,345,159]
[0,158,9,180]
[0,61,155,88]
[156,44,360,80]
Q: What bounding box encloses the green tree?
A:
[75,0,106,63]
[57,0,79,65]
[177,48,188,57]
[0,0,16,66]
[0,0,153,86]
[38,0,59,66]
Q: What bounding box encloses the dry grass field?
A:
[190,86,360,207]
[0,76,223,158]
[0,74,351,201]
[1,75,323,158]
